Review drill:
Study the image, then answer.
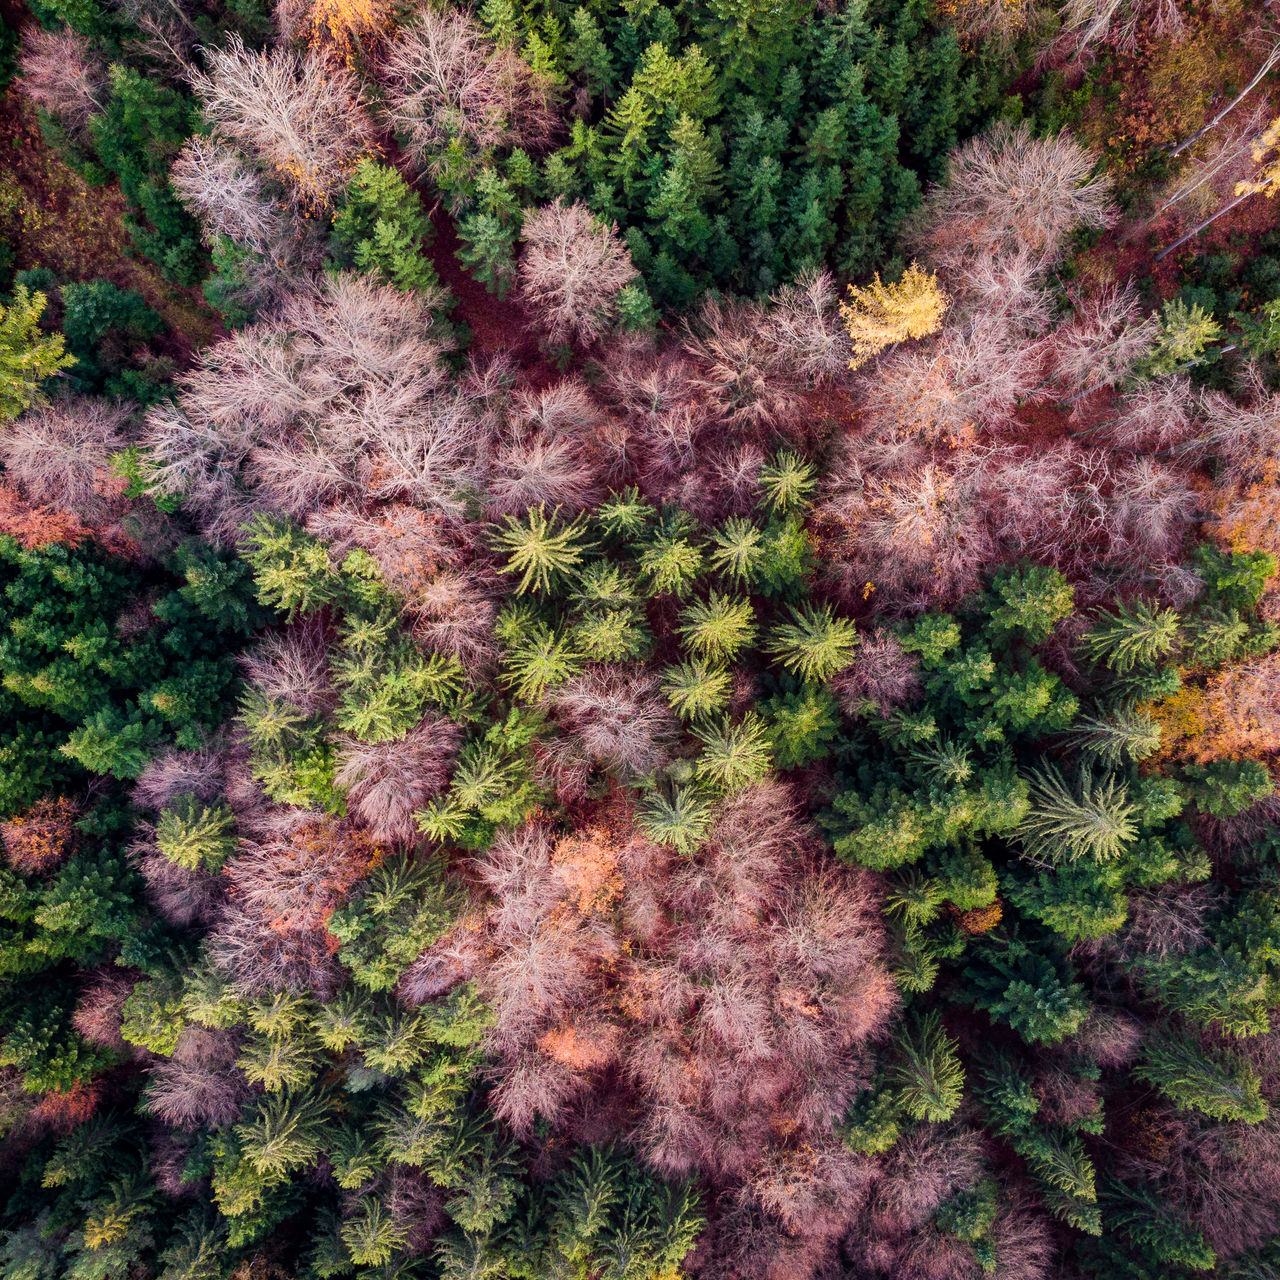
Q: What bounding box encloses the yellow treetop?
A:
[839,262,948,370]
[302,0,393,67]
[1236,116,1280,200]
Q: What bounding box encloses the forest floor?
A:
[0,87,220,360]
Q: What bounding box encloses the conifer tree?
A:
[839,262,947,370]
[0,287,74,422]
[889,1011,965,1122]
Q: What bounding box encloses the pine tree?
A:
[676,591,757,662]
[766,603,859,682]
[1079,599,1180,673]
[494,506,593,595]
[660,660,733,722]
[155,795,237,871]
[1063,710,1162,765]
[707,517,766,586]
[757,450,817,515]
[964,934,1090,1045]
[1017,766,1137,865]
[889,1010,965,1122]
[637,785,714,853]
[0,287,74,421]
[987,565,1075,645]
[694,713,773,792]
[1134,1031,1269,1124]
[839,262,947,369]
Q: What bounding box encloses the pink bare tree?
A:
[517,200,638,346]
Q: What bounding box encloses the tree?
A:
[331,159,441,297]
[839,263,948,370]
[1079,599,1180,673]
[677,591,757,662]
[1017,766,1137,865]
[374,8,557,184]
[910,124,1114,274]
[493,505,592,595]
[1134,1031,1268,1124]
[766,604,859,682]
[17,27,105,141]
[889,1012,965,1122]
[693,713,773,793]
[0,398,128,521]
[191,37,374,210]
[518,200,639,345]
[0,288,74,423]
[987,565,1075,645]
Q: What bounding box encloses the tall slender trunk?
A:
[1168,45,1280,159]
[1153,188,1255,262]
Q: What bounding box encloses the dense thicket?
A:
[4,1,1280,1279]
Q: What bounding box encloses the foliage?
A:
[0,286,73,422]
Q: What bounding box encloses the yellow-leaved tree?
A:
[0,287,74,425]
[839,262,948,370]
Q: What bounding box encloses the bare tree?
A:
[241,617,337,716]
[544,667,680,782]
[170,135,289,255]
[752,269,850,386]
[1185,366,1280,479]
[686,298,807,435]
[374,8,557,178]
[910,124,1115,276]
[1092,376,1197,450]
[1048,284,1159,403]
[191,36,374,210]
[17,28,106,140]
[862,314,1043,443]
[517,200,638,346]
[335,715,462,845]
[144,274,478,539]
[1049,0,1185,60]
[0,397,130,520]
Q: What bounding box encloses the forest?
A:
[2,0,1280,1276]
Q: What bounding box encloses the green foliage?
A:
[0,539,254,799]
[472,0,1003,306]
[416,710,544,849]
[1017,767,1137,865]
[757,450,816,515]
[332,159,444,297]
[637,784,714,853]
[120,974,186,1055]
[60,280,166,400]
[329,855,459,991]
[1192,542,1276,613]
[676,591,756,662]
[87,65,202,284]
[693,712,772,792]
[841,1074,904,1155]
[1135,299,1223,377]
[495,506,593,595]
[0,286,73,421]
[155,795,237,871]
[1183,758,1274,818]
[987,565,1074,645]
[1079,599,1180,674]
[964,933,1090,1045]
[766,603,858,681]
[760,681,840,769]
[638,517,704,598]
[889,1011,964,1122]
[661,659,732,722]
[1134,1031,1268,1123]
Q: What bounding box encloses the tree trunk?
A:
[1153,189,1255,262]
[1168,45,1280,159]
